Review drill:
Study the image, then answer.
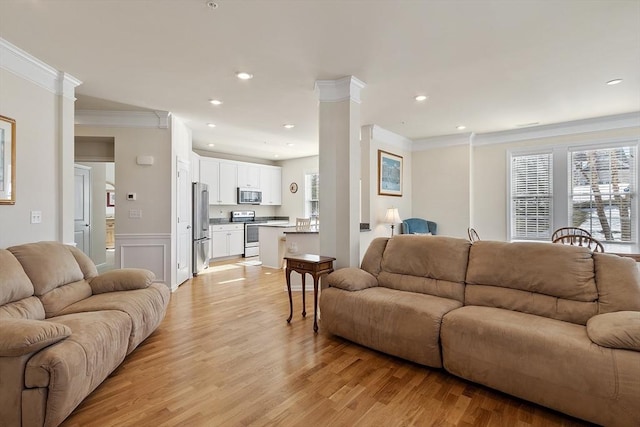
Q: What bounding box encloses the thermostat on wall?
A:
[127,193,137,201]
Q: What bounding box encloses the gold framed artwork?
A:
[0,115,16,205]
[378,149,402,197]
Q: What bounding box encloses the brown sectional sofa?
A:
[0,241,170,427]
[320,235,640,426]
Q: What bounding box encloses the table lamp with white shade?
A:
[384,207,402,236]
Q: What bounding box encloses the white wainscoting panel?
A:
[116,234,171,285]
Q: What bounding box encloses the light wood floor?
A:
[61,259,591,427]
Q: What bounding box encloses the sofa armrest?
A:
[587,311,640,351]
[0,319,71,357]
[90,268,155,294]
[326,268,378,291]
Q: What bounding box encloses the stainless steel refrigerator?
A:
[192,182,211,276]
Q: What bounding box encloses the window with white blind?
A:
[304,172,319,219]
[509,142,638,244]
[569,146,636,242]
[510,152,553,240]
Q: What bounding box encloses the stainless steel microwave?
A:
[237,187,262,204]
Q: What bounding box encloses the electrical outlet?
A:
[30,211,42,224]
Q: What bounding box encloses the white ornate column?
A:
[57,71,82,244]
[314,76,366,268]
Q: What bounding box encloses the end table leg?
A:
[301,273,306,317]
[286,268,293,323]
[313,276,319,333]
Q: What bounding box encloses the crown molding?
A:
[472,112,640,146]
[368,124,413,151]
[0,37,81,99]
[75,110,170,129]
[315,76,366,103]
[412,133,472,151]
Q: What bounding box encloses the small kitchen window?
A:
[305,172,319,219]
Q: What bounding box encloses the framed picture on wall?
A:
[378,149,403,196]
[0,115,16,205]
[107,191,115,207]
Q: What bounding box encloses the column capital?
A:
[314,76,366,103]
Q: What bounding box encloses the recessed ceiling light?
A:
[207,123,216,128]
[236,72,253,80]
[208,143,215,147]
[286,143,295,147]
[283,124,295,129]
[209,99,223,105]
[606,79,622,85]
[415,95,428,102]
[456,125,466,130]
[274,154,279,158]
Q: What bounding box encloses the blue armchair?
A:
[401,218,437,235]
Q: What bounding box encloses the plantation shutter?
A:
[510,153,553,239]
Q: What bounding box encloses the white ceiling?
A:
[1,0,638,160]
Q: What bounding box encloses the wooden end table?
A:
[284,254,336,332]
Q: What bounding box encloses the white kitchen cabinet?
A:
[210,224,244,258]
[200,159,238,205]
[219,162,238,204]
[237,163,260,188]
[260,165,282,205]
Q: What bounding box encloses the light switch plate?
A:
[129,209,142,219]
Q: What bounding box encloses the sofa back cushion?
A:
[8,242,93,318]
[361,237,390,277]
[377,235,471,302]
[593,253,640,314]
[465,241,598,324]
[0,249,34,306]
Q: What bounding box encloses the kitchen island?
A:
[259,224,320,290]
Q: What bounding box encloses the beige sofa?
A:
[320,235,640,426]
[0,241,170,427]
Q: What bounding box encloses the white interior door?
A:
[74,165,91,255]
[177,158,191,284]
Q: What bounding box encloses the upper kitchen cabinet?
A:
[199,158,238,205]
[237,163,260,188]
[260,165,282,205]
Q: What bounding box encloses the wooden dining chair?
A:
[467,227,480,243]
[551,227,591,242]
[552,234,605,252]
[296,218,311,232]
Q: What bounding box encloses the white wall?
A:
[410,118,640,242]
[75,126,172,234]
[0,55,78,247]
[412,143,470,238]
[473,126,640,241]
[276,155,318,221]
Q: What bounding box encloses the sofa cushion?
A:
[327,268,377,291]
[441,305,640,427]
[587,311,640,351]
[360,237,389,277]
[320,286,462,367]
[465,241,598,324]
[8,242,84,296]
[0,296,46,320]
[38,280,93,318]
[58,283,170,353]
[25,310,131,427]
[0,248,34,306]
[90,268,155,294]
[0,318,71,357]
[593,253,640,314]
[377,235,470,302]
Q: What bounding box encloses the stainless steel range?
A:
[231,210,263,257]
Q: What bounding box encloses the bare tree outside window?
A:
[570,147,635,242]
